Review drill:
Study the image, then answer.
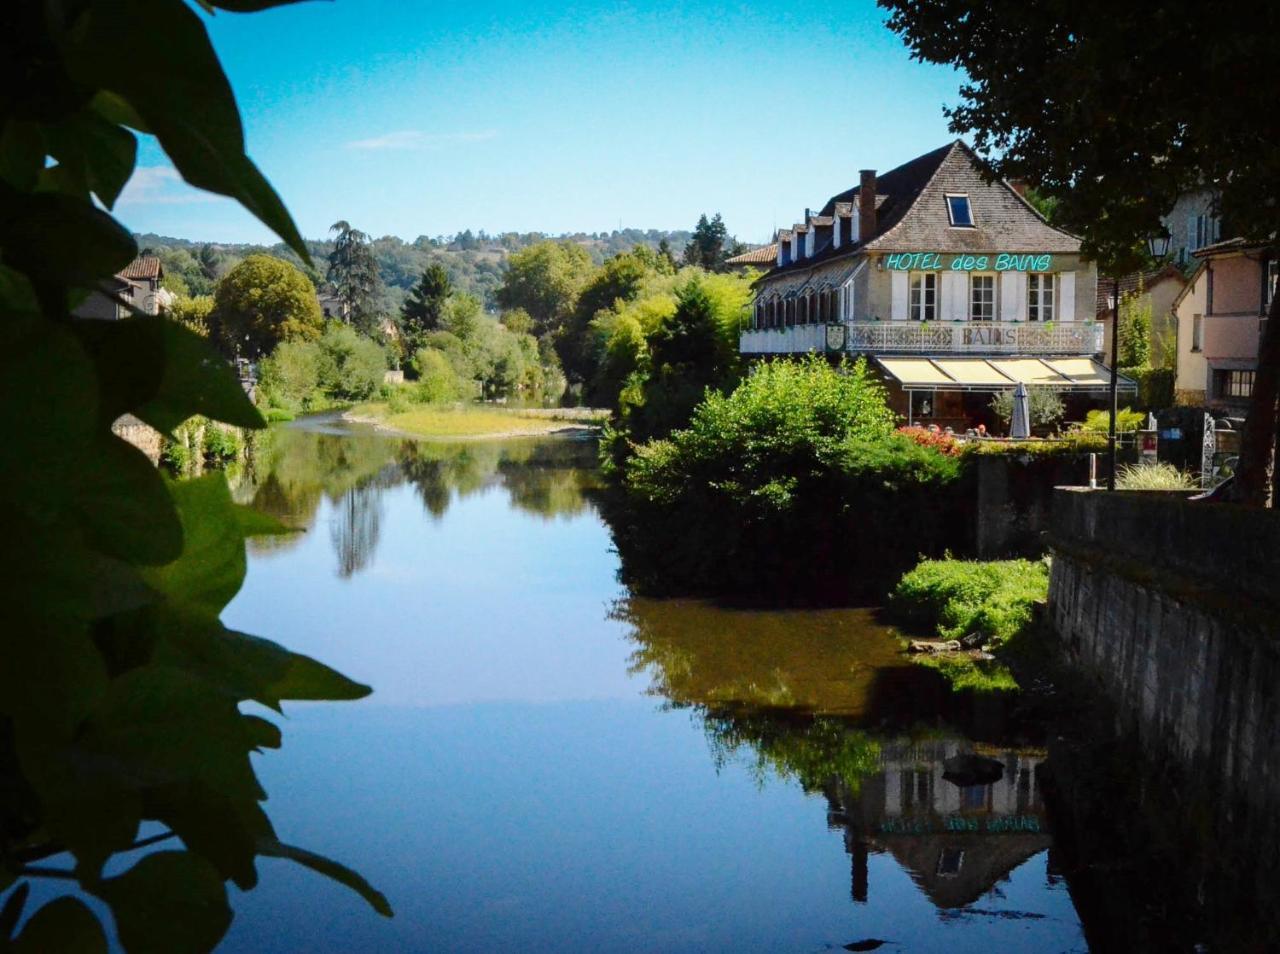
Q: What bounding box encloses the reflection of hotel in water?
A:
[824,739,1053,909]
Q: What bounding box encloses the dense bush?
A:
[412,346,473,403]
[258,322,388,411]
[890,558,1049,646]
[1121,365,1176,410]
[606,357,967,599]
[1116,461,1196,490]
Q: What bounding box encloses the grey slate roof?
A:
[762,141,1081,283]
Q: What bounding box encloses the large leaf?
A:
[140,475,252,616]
[13,896,108,954]
[135,319,264,432]
[73,434,183,566]
[65,0,308,261]
[0,191,135,287]
[151,615,371,708]
[45,110,138,209]
[72,316,264,432]
[144,781,272,890]
[79,666,263,803]
[258,839,393,917]
[94,852,231,954]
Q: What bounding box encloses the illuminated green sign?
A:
[885,252,1053,272]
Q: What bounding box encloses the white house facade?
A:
[740,142,1122,429]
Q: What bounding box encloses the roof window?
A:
[946,194,974,228]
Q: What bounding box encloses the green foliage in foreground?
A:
[890,558,1050,692]
[0,1,388,949]
[607,358,966,598]
[1116,461,1197,491]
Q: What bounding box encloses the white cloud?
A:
[117,165,219,206]
[345,129,498,151]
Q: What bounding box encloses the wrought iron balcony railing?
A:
[740,320,1104,356]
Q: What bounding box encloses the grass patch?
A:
[1115,461,1196,490]
[349,402,604,439]
[889,557,1050,693]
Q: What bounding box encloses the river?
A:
[206,417,1094,952]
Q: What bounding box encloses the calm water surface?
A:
[216,419,1087,953]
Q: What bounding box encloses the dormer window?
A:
[946,194,974,228]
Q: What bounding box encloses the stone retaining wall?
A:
[1048,488,1280,815]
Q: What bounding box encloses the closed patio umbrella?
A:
[1010,381,1031,439]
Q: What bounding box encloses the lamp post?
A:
[1107,230,1172,490]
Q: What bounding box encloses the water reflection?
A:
[617,596,1064,927]
[231,419,600,578]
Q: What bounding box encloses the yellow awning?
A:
[987,358,1065,386]
[1042,357,1114,386]
[875,357,957,387]
[874,356,1135,391]
[931,358,1016,386]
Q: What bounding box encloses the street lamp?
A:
[1106,229,1173,491]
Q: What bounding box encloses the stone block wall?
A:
[1048,488,1280,816]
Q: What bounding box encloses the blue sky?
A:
[120,0,963,245]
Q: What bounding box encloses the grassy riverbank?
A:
[346,402,607,440]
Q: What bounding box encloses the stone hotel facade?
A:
[740,142,1118,428]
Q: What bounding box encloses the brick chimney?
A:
[1008,177,1029,198]
[858,169,877,242]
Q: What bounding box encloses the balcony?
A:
[740,321,1104,356]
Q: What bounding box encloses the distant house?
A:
[1094,264,1187,368]
[317,289,349,321]
[1172,238,1277,409]
[73,255,166,319]
[724,244,778,271]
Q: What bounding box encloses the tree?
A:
[327,220,382,327]
[1118,287,1153,370]
[562,247,660,383]
[879,0,1280,504]
[682,213,729,270]
[213,255,324,359]
[402,262,452,342]
[167,294,215,338]
[495,241,592,337]
[657,238,678,272]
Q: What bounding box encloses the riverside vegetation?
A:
[0,3,389,951]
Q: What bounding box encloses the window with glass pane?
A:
[1216,370,1255,399]
[1267,259,1278,308]
[910,272,937,321]
[970,274,995,320]
[1028,273,1055,321]
[946,194,973,227]
[1191,314,1203,351]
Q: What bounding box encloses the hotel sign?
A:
[885,252,1053,272]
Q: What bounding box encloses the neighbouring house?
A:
[73,254,165,319]
[740,140,1125,431]
[1094,265,1187,369]
[724,244,778,271]
[1162,189,1222,268]
[1172,238,1277,410]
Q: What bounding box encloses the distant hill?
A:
[135,228,694,313]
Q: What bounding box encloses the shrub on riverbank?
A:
[889,557,1049,692]
[606,357,967,598]
[890,558,1048,645]
[258,322,389,413]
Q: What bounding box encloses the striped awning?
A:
[872,356,1137,392]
